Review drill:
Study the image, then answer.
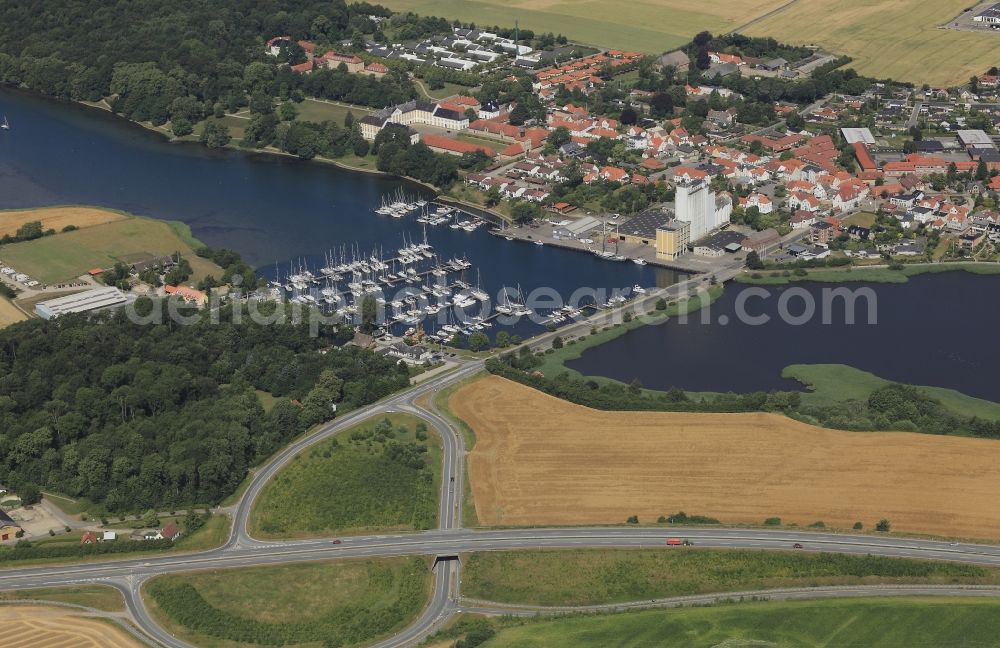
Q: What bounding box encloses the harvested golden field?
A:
[0,207,125,237]
[0,296,27,328]
[744,0,997,86]
[0,605,141,648]
[455,376,1000,538]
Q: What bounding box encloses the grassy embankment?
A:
[785,364,1000,421]
[462,549,1000,606]
[531,286,723,393]
[144,557,431,648]
[0,206,219,285]
[478,598,1000,647]
[736,261,1000,286]
[0,585,124,612]
[429,375,482,527]
[249,413,441,538]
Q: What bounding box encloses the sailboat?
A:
[0,116,9,130]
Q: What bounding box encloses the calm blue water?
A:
[0,88,682,339]
[569,273,1000,401]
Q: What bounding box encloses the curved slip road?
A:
[4,345,1000,646]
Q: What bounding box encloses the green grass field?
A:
[417,80,475,101]
[463,549,1000,606]
[145,557,430,648]
[784,364,1000,420]
[294,98,373,125]
[481,598,1000,647]
[380,0,787,52]
[736,262,1000,286]
[249,413,441,538]
[744,0,1000,86]
[0,212,219,284]
[0,585,124,612]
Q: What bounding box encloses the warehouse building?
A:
[35,287,130,320]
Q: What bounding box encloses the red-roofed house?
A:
[600,166,629,182]
[673,166,707,183]
[317,51,363,72]
[853,142,877,172]
[291,60,314,73]
[365,62,388,77]
[709,51,745,66]
[740,193,773,214]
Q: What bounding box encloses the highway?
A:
[4,309,1000,646]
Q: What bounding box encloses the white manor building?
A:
[358,100,469,141]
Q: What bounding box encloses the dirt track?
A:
[455,376,1000,538]
[0,605,141,648]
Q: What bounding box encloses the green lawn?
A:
[462,549,1000,607]
[418,80,475,101]
[482,598,1000,647]
[145,557,430,648]
[294,98,373,125]
[0,213,220,284]
[843,211,877,228]
[0,585,124,612]
[784,364,1000,420]
[249,413,441,538]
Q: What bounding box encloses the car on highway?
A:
[793,542,804,549]
[331,539,342,544]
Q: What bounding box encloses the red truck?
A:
[666,538,692,546]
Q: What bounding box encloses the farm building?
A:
[34,287,129,320]
[0,508,20,542]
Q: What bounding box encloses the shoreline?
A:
[736,261,1000,285]
[25,87,446,198]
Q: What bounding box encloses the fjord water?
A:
[3,89,999,398]
[0,89,681,312]
[568,273,1000,401]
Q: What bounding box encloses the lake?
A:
[568,273,1000,401]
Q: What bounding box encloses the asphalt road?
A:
[4,348,1000,646]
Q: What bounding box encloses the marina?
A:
[269,200,634,341]
[0,87,688,342]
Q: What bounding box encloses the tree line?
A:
[488,356,1000,440]
[0,301,410,513]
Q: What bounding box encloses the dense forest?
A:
[0,0,414,120]
[0,302,410,513]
